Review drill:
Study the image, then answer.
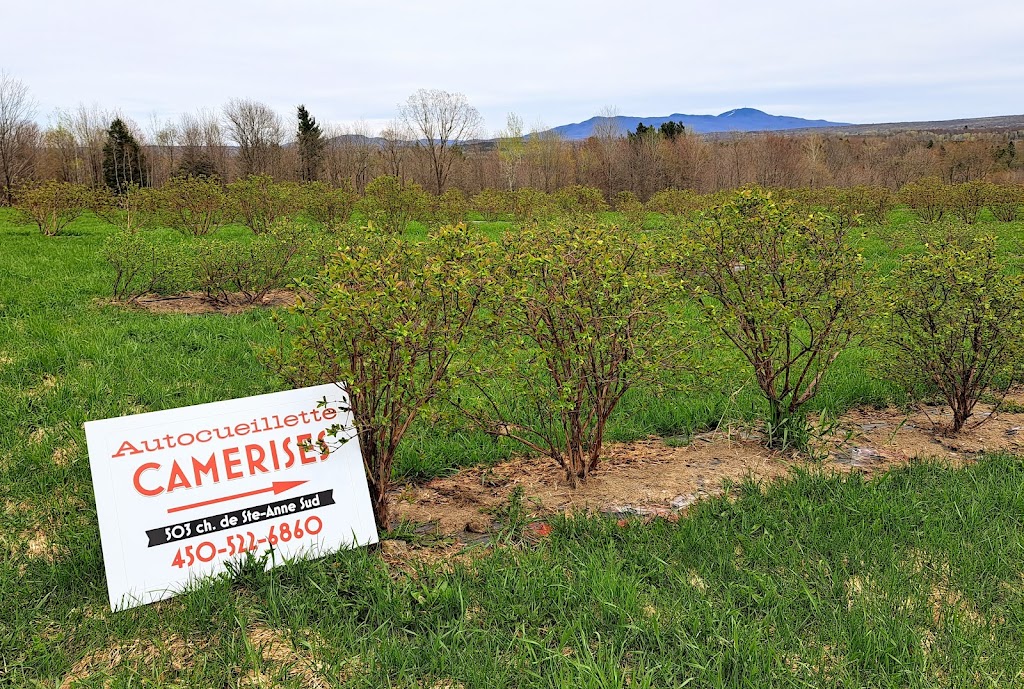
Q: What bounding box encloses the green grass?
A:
[3,209,1024,685]
[6,458,1024,686]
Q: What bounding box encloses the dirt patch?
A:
[3,499,33,516]
[844,575,877,610]
[60,626,339,689]
[24,375,58,398]
[928,584,987,627]
[3,493,90,564]
[3,519,62,564]
[60,634,199,689]
[396,431,788,537]
[126,289,298,315]
[52,440,79,467]
[786,642,844,680]
[830,394,1024,466]
[393,394,1024,541]
[1,503,60,564]
[241,624,336,689]
[379,537,484,576]
[23,530,58,561]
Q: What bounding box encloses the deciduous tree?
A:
[223,98,284,177]
[378,119,411,182]
[399,89,483,194]
[54,104,112,187]
[0,72,38,204]
[497,112,525,191]
[177,110,226,179]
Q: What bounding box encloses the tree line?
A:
[1,72,1022,207]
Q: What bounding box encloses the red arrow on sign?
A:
[166,480,308,514]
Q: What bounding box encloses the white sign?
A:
[84,383,378,610]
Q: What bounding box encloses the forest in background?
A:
[1,76,1022,204]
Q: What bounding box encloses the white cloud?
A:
[3,0,1022,133]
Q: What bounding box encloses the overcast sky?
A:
[3,0,1023,136]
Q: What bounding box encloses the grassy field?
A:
[3,209,1024,686]
[6,458,1024,686]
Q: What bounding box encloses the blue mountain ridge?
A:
[546,108,850,139]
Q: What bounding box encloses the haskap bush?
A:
[269,224,495,528]
[466,220,689,484]
[14,181,92,236]
[683,186,873,449]
[883,225,1024,434]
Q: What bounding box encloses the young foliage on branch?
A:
[227,174,303,234]
[302,180,358,228]
[947,180,988,224]
[510,187,556,225]
[270,224,495,528]
[613,190,646,230]
[14,181,92,236]
[102,229,189,302]
[471,188,511,221]
[684,187,872,448]
[93,184,159,232]
[466,222,689,485]
[192,222,311,305]
[357,175,428,234]
[899,178,947,223]
[156,175,233,237]
[883,227,1024,434]
[985,182,1024,222]
[645,188,704,217]
[844,185,894,225]
[553,185,609,220]
[429,187,468,227]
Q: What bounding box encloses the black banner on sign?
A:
[145,490,335,547]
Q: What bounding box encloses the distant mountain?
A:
[327,133,387,147]
[779,113,1024,136]
[545,108,850,139]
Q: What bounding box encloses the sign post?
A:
[84,383,378,611]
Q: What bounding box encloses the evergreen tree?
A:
[102,118,147,193]
[627,122,657,143]
[997,140,1017,169]
[659,120,685,141]
[296,104,324,182]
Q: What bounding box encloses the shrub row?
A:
[13,176,462,237]
[103,223,326,304]
[97,186,1024,530]
[264,187,1024,529]
[897,178,1024,224]
[14,177,1024,237]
